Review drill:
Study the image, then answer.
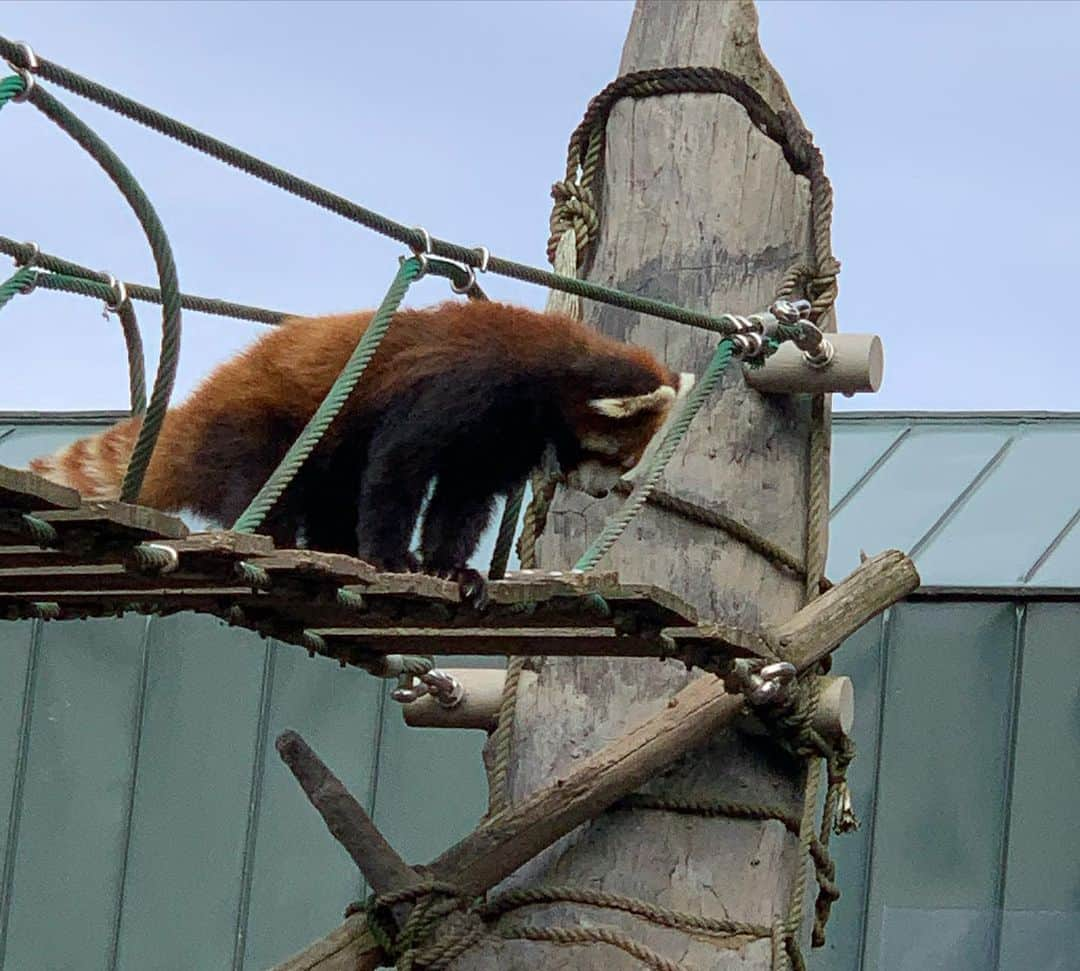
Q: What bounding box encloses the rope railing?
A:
[2,70,182,502]
[2,39,775,340]
[0,236,293,325]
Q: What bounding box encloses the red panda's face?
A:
[565,371,696,498]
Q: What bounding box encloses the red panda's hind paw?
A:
[430,566,489,611]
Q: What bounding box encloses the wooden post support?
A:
[744,332,884,396]
[269,549,917,971]
[461,1,848,968]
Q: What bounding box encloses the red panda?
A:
[28,300,692,589]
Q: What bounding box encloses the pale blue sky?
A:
[1,0,1077,413]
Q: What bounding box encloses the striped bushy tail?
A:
[27,417,142,502]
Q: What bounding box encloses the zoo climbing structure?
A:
[0,10,914,971]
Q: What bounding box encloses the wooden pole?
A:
[462,2,839,967]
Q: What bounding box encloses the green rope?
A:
[0,45,762,338]
[574,338,734,572]
[487,481,526,581]
[231,257,420,533]
[0,239,293,324]
[0,73,23,110]
[13,80,183,504]
[114,299,147,414]
[0,266,35,312]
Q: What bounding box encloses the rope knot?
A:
[359,881,483,971]
[547,179,598,265]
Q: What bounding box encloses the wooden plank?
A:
[39,501,189,543]
[253,549,379,586]
[0,531,272,570]
[0,567,257,594]
[0,464,81,512]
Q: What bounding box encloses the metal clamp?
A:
[13,241,40,294]
[770,298,812,324]
[102,273,129,315]
[472,245,490,273]
[406,225,433,277]
[8,41,38,103]
[727,658,798,706]
[769,299,834,369]
[14,240,39,268]
[450,264,476,294]
[391,668,465,708]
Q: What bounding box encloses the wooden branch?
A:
[275,550,918,970]
[768,549,919,668]
[275,730,418,895]
[744,333,884,396]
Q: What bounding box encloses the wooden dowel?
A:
[402,669,509,731]
[744,333,884,396]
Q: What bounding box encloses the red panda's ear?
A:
[587,384,676,419]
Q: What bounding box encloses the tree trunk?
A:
[460,1,828,968]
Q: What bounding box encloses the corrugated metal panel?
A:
[997,603,1080,971]
[2,616,149,971]
[860,602,1019,971]
[827,414,1080,589]
[241,644,385,971]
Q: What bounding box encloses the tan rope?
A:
[501,925,689,971]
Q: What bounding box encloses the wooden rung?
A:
[0,465,82,512]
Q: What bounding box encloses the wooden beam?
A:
[313,627,675,659]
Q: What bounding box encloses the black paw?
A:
[429,565,489,610]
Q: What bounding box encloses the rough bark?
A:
[461,2,827,968]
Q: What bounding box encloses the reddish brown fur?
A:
[28,301,681,558]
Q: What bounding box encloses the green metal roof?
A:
[827,412,1079,589]
[1,410,1077,589]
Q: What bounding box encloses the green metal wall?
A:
[1,414,1078,969]
[1,602,1077,970]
